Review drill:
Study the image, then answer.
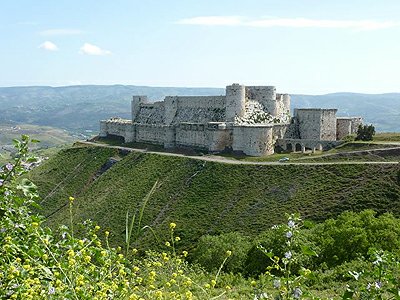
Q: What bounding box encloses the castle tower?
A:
[245,86,278,115]
[225,83,246,122]
[295,108,337,141]
[131,96,147,122]
[282,94,291,114]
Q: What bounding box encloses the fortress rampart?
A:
[100,84,363,156]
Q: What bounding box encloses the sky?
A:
[1,0,400,94]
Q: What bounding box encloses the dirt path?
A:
[76,141,399,166]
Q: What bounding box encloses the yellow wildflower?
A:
[185,291,193,299]
[31,222,39,228]
[211,279,216,287]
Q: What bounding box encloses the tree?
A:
[355,124,375,141]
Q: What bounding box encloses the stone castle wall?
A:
[175,123,208,149]
[320,109,337,141]
[294,108,337,141]
[135,124,165,144]
[336,118,352,140]
[99,118,132,139]
[233,125,275,156]
[336,117,363,139]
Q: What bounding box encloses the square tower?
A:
[294,108,337,141]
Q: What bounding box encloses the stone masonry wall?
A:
[350,117,363,133]
[207,123,233,152]
[295,108,337,141]
[233,125,274,156]
[135,102,165,124]
[336,117,363,139]
[175,123,208,149]
[246,86,278,115]
[272,124,290,141]
[177,96,225,108]
[320,110,337,141]
[99,118,132,141]
[135,124,165,144]
[295,109,322,140]
[173,107,225,124]
[175,96,226,124]
[336,118,352,140]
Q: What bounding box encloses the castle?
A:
[99,84,362,156]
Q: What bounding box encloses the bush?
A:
[245,218,317,276]
[355,124,375,141]
[192,232,251,273]
[309,210,400,268]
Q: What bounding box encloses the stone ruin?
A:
[99,83,363,156]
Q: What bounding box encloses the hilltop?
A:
[28,144,400,249]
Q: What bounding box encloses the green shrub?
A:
[245,222,317,276]
[309,210,400,268]
[355,124,375,141]
[192,232,251,273]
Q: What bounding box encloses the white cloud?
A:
[177,16,399,30]
[40,29,84,36]
[38,41,59,51]
[79,43,111,56]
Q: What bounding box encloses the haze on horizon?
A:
[1,0,400,94]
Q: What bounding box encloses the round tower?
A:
[225,83,245,122]
[282,94,291,114]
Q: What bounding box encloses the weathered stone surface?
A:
[337,117,363,139]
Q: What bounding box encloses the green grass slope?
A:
[29,145,400,249]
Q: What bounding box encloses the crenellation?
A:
[100,83,365,156]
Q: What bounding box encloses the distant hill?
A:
[0,85,399,133]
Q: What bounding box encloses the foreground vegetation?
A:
[1,136,400,299]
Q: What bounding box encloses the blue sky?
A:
[1,0,400,94]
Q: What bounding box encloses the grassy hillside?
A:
[29,145,400,249]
